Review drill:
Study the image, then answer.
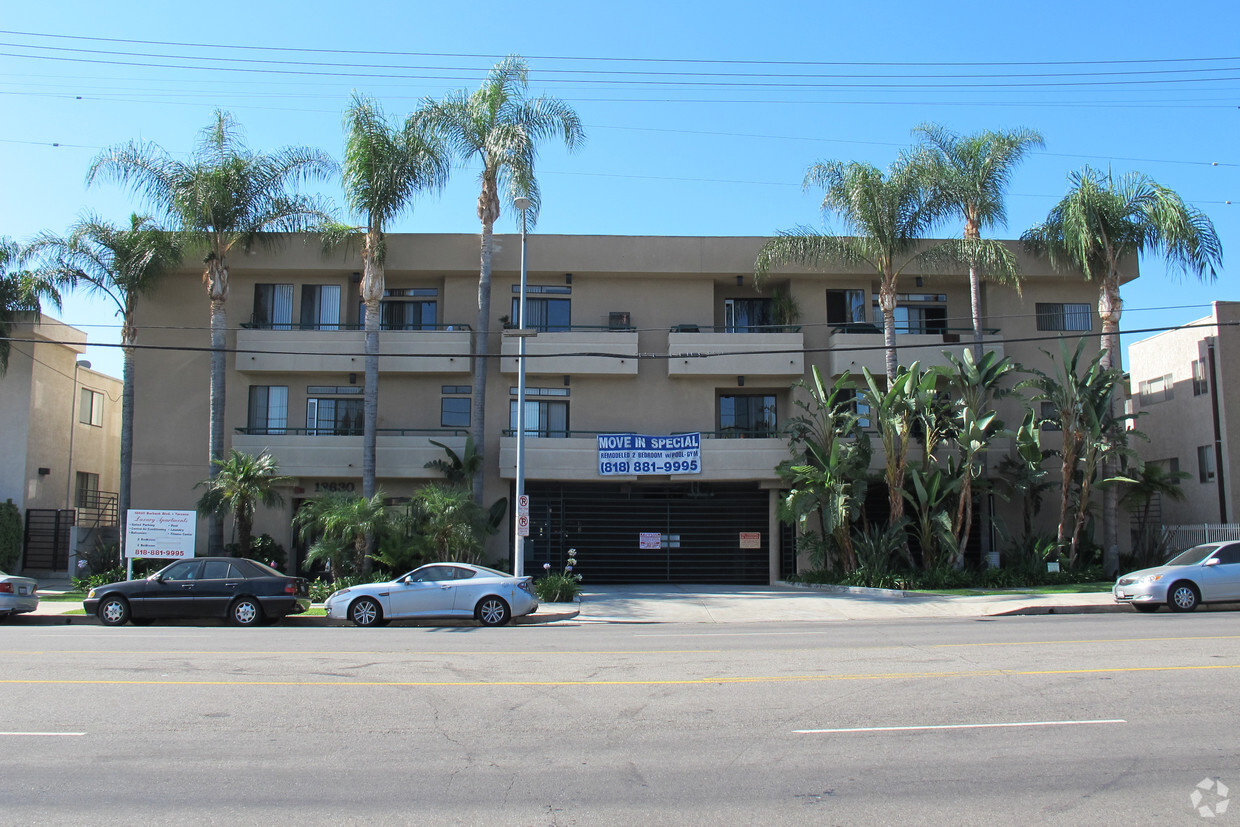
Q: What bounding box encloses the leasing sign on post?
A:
[125,510,197,559]
[597,433,702,476]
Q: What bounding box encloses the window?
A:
[247,386,288,435]
[872,293,947,334]
[201,561,242,579]
[1193,359,1209,396]
[510,398,569,437]
[300,285,341,330]
[724,298,774,332]
[1036,303,1092,332]
[74,472,99,508]
[1039,400,1061,431]
[513,285,570,332]
[719,394,777,437]
[1155,458,1182,485]
[837,388,870,429]
[307,391,363,436]
[1213,545,1240,566]
[79,388,104,427]
[441,386,471,428]
[253,284,294,329]
[373,288,438,331]
[1199,445,1216,483]
[827,289,867,326]
[1138,374,1174,405]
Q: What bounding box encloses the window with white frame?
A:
[1036,302,1092,332]
[724,298,775,332]
[1198,445,1216,483]
[512,285,570,332]
[872,293,947,334]
[371,288,438,331]
[1138,374,1174,405]
[441,385,471,428]
[252,284,294,329]
[827,289,867,326]
[306,386,363,435]
[509,386,569,437]
[79,388,104,427]
[300,284,341,330]
[1192,359,1209,396]
[718,394,777,437]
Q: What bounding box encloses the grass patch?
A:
[38,593,87,602]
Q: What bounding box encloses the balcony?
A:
[235,325,472,374]
[500,327,640,377]
[825,325,1005,376]
[232,429,467,478]
[498,430,786,482]
[666,326,804,378]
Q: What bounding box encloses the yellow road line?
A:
[931,635,1240,648]
[2,663,1238,688]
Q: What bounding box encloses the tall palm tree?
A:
[913,124,1044,360]
[1,237,61,375]
[88,111,336,554]
[195,449,292,557]
[756,151,950,383]
[1023,166,1223,577]
[415,56,585,503]
[327,94,449,573]
[26,214,182,553]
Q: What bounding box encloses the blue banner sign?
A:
[597,432,702,476]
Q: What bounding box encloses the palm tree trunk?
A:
[361,234,383,579]
[207,285,227,556]
[969,265,984,362]
[119,338,135,563]
[471,208,497,506]
[879,276,898,384]
[1055,441,1077,563]
[1098,276,1123,577]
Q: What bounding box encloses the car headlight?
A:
[87,588,96,598]
[327,589,349,602]
[1135,574,1164,585]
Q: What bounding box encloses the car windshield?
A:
[1164,544,1220,567]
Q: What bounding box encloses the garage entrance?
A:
[521,482,771,584]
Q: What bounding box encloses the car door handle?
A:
[441,585,452,589]
[225,582,238,588]
[181,584,194,590]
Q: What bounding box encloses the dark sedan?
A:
[84,557,310,627]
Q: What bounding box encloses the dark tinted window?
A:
[1213,546,1240,565]
[412,566,457,582]
[449,567,476,580]
[163,561,201,580]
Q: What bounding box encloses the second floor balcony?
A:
[235,325,472,375]
[232,428,467,479]
[825,324,1005,376]
[666,325,804,378]
[500,326,640,377]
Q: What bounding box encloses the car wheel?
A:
[1132,604,1160,613]
[349,597,384,628]
[229,597,264,627]
[1168,582,1200,612]
[97,596,130,627]
[476,596,510,627]
[131,618,156,626]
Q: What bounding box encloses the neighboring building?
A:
[127,234,1125,583]
[1128,302,1240,526]
[0,316,122,574]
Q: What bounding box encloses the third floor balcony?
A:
[666,325,804,378]
[235,325,473,375]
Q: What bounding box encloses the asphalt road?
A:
[2,613,1237,825]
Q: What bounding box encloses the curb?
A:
[14,604,580,627]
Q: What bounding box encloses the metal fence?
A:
[1160,524,1240,550]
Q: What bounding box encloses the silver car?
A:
[0,570,39,621]
[324,563,539,627]
[1113,542,1240,612]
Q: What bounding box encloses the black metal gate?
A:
[522,482,770,584]
[22,509,75,571]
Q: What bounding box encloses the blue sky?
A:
[2,0,1235,378]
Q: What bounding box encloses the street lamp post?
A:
[513,196,531,577]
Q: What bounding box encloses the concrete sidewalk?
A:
[15,580,1129,625]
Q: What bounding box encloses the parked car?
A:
[0,570,38,621]
[324,563,538,627]
[1114,542,1240,612]
[84,557,310,627]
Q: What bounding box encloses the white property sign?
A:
[125,510,197,559]
[597,433,702,476]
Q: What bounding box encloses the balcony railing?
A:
[669,324,803,333]
[243,321,472,332]
[235,428,469,437]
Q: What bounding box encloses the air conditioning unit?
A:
[608,311,631,330]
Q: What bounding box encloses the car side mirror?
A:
[1204,558,1221,567]
[402,576,413,584]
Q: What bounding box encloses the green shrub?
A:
[0,500,21,571]
[535,550,582,602]
[307,574,382,603]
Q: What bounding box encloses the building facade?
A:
[1128,301,1240,527]
[1,316,122,573]
[127,234,1123,582]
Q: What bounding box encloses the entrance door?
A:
[22,509,74,571]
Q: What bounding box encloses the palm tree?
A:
[1023,166,1223,576]
[755,150,950,383]
[415,56,585,503]
[327,94,449,573]
[195,449,292,558]
[88,111,336,554]
[294,491,390,577]
[913,124,1044,360]
[1,237,61,374]
[26,214,182,552]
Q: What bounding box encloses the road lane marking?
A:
[931,635,1240,648]
[0,649,721,656]
[795,719,1126,734]
[0,732,86,736]
[1,662,1238,688]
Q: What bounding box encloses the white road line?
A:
[794,719,1126,734]
[0,732,87,737]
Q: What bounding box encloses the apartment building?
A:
[127,234,1121,583]
[1128,301,1240,526]
[0,316,122,574]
